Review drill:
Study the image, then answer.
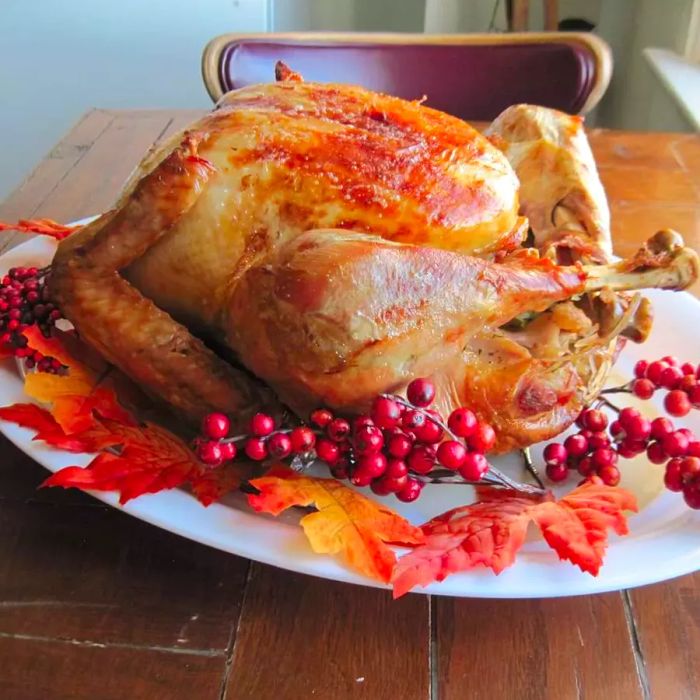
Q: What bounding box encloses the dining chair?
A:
[202,32,612,121]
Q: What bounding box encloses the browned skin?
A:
[49,75,699,450]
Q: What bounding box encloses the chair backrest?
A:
[202,32,612,120]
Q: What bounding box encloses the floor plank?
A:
[436,594,643,700]
[0,497,248,651]
[0,635,225,700]
[629,575,700,700]
[224,564,429,700]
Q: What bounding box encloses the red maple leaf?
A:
[391,481,637,597]
[42,418,202,504]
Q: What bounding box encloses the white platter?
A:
[1,226,699,598]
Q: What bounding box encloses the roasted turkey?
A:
[50,64,699,452]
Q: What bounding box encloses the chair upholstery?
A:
[202,32,612,121]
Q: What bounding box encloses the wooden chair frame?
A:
[202,31,612,114]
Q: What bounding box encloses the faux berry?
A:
[599,465,621,486]
[250,412,275,437]
[591,447,618,470]
[680,456,700,480]
[290,426,316,453]
[663,431,690,458]
[631,378,655,400]
[310,409,333,428]
[385,458,408,478]
[662,355,679,367]
[609,420,625,441]
[219,441,237,461]
[413,415,443,444]
[564,433,589,458]
[379,474,409,493]
[406,378,435,407]
[645,361,668,386]
[650,417,674,441]
[371,396,401,429]
[581,409,608,432]
[354,425,384,455]
[665,390,691,417]
[577,456,595,476]
[437,440,467,470]
[664,458,684,492]
[353,415,374,431]
[387,432,413,459]
[682,482,700,509]
[646,441,667,465]
[544,443,567,465]
[326,418,351,442]
[401,409,426,431]
[396,478,424,502]
[687,441,700,458]
[407,444,436,474]
[244,437,268,461]
[447,408,477,438]
[458,452,489,481]
[197,440,223,466]
[467,421,496,453]
[201,412,230,440]
[622,414,651,441]
[316,438,340,465]
[633,359,649,378]
[267,432,292,459]
[683,362,697,375]
[659,365,683,390]
[331,459,351,480]
[546,462,569,482]
[678,375,697,393]
[370,479,392,496]
[588,431,611,450]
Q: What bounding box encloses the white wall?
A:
[0,0,268,201]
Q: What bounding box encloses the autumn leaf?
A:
[0,403,91,452]
[51,387,135,435]
[22,326,97,404]
[42,418,202,504]
[248,466,423,583]
[0,218,81,240]
[190,463,249,506]
[391,482,637,597]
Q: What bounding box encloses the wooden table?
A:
[0,110,699,700]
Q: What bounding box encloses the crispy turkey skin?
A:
[50,72,698,451]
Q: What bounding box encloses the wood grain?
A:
[0,635,226,700]
[0,496,248,651]
[437,594,644,700]
[224,565,429,700]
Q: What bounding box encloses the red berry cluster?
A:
[543,408,621,486]
[195,411,316,467]
[631,356,700,417]
[0,266,64,373]
[194,378,497,504]
[309,379,496,503]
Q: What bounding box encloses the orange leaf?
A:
[0,218,81,240]
[529,481,637,575]
[190,463,249,506]
[391,483,637,597]
[52,387,135,435]
[42,419,202,504]
[22,327,96,404]
[248,466,423,583]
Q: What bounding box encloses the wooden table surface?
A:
[0,110,699,700]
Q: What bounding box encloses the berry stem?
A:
[596,395,623,414]
[520,447,545,489]
[600,382,633,395]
